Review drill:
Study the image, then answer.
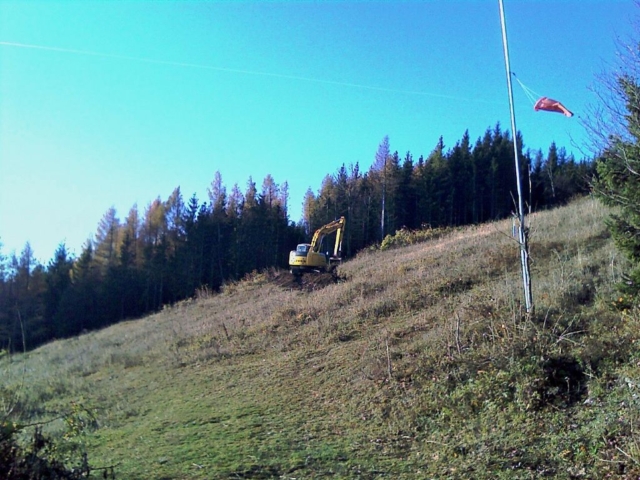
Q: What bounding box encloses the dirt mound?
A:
[270,269,341,292]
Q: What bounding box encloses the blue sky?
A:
[0,0,635,262]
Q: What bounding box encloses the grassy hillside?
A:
[3,197,640,479]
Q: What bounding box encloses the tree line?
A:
[0,123,592,351]
[304,125,591,257]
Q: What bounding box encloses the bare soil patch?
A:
[269,269,341,292]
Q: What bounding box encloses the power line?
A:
[0,41,499,104]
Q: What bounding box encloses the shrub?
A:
[0,421,113,479]
[380,226,451,251]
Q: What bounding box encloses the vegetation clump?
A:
[0,421,112,479]
[380,225,451,251]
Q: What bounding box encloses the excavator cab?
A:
[296,244,310,255]
[289,217,345,275]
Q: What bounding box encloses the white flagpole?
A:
[498,0,533,314]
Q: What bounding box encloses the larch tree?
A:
[141,198,168,310]
[301,187,317,236]
[373,135,391,240]
[261,174,279,208]
[15,242,35,294]
[94,207,121,274]
[142,199,167,247]
[208,171,227,216]
[165,188,186,241]
[227,183,244,220]
[122,204,141,268]
[279,180,289,218]
[244,176,258,210]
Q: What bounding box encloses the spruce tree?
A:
[44,243,73,338]
[593,72,640,300]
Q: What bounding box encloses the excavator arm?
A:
[309,216,345,257]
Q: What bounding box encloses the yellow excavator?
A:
[289,216,345,275]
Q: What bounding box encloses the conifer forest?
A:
[0,125,592,351]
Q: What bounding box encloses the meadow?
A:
[3,196,640,479]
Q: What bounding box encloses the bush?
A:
[0,418,114,479]
[380,226,451,251]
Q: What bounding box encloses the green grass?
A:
[3,196,640,478]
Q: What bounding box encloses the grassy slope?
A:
[3,197,640,479]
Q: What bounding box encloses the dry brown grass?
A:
[2,196,637,479]
[3,198,617,405]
